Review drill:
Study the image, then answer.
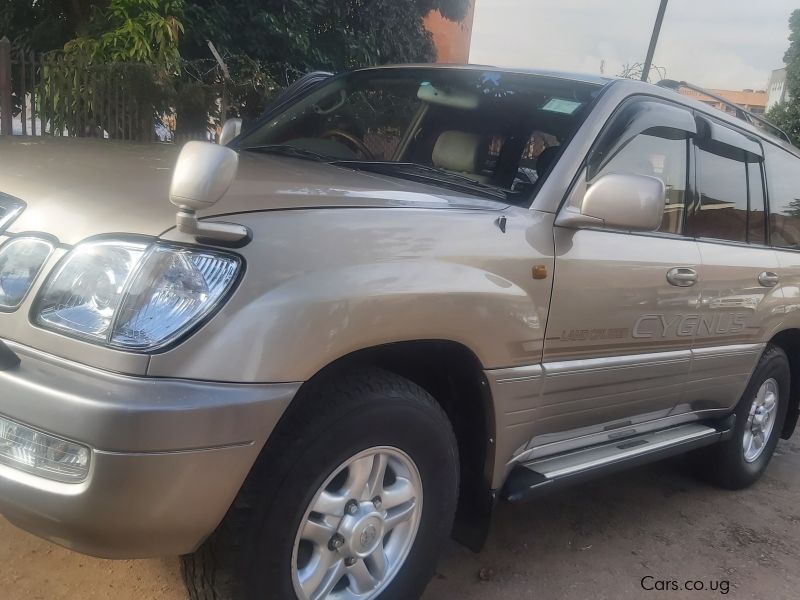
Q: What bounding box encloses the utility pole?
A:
[641,0,669,82]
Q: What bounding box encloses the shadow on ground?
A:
[3,435,799,599]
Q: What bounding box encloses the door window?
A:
[688,147,748,243]
[592,132,688,234]
[765,145,800,249]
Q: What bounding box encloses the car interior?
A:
[238,69,602,202]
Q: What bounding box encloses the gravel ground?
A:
[3,432,799,600]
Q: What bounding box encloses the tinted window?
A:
[765,145,800,248]
[748,161,766,244]
[593,133,688,234]
[689,148,748,242]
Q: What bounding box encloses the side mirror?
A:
[170,141,239,212]
[218,118,242,146]
[556,173,666,232]
[169,141,248,243]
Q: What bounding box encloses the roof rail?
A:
[656,79,792,144]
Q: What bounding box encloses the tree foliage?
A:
[176,0,470,119]
[767,9,800,146]
[1,0,84,51]
[180,0,470,85]
[4,0,471,134]
[64,0,184,70]
[784,9,800,100]
[4,1,184,68]
[766,100,800,146]
[4,0,469,68]
[14,1,186,138]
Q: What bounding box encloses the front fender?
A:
[149,207,555,382]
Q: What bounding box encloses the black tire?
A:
[182,367,459,600]
[696,344,790,490]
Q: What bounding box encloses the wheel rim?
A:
[291,446,423,600]
[743,378,779,463]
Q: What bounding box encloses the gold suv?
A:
[1,66,799,600]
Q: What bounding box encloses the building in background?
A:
[677,86,768,115]
[767,67,789,110]
[425,1,476,63]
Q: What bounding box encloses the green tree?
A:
[767,9,800,145]
[177,0,469,119]
[767,100,800,145]
[5,0,469,133]
[1,0,82,52]
[21,1,186,138]
[784,9,800,99]
[3,1,183,67]
[64,0,184,69]
[180,0,470,84]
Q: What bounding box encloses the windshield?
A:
[237,68,603,202]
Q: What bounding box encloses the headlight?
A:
[35,240,147,341]
[0,237,54,309]
[33,240,241,351]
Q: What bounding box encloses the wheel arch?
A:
[292,339,498,551]
[767,329,800,439]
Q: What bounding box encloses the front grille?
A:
[0,192,26,233]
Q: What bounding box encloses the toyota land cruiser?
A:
[1,65,800,600]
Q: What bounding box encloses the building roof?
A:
[678,86,768,108]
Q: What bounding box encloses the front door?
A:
[535,97,701,451]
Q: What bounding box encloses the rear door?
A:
[539,97,701,451]
[685,116,784,413]
[763,143,800,432]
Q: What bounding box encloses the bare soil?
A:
[3,432,800,599]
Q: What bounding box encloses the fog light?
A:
[0,415,90,483]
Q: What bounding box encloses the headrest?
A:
[432,131,484,174]
[536,146,561,176]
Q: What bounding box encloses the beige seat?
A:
[431,131,490,183]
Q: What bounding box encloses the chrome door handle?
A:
[758,271,780,287]
[666,267,697,287]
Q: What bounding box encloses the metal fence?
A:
[0,37,13,136]
[0,36,216,142]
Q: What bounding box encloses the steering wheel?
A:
[320,129,374,160]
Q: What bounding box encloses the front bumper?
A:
[0,339,299,558]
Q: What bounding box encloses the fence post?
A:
[0,37,12,136]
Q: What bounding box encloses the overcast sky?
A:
[470,0,796,90]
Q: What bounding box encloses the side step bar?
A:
[504,420,733,503]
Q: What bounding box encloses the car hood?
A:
[0,137,503,245]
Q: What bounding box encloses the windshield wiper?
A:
[241,144,331,162]
[330,161,509,200]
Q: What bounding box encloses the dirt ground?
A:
[3,432,800,600]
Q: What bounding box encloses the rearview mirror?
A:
[555,173,666,232]
[218,118,242,146]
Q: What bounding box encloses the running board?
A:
[504,420,732,503]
